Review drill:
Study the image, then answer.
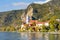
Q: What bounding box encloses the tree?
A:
[41,25,47,32]
[49,23,55,31]
[32,22,36,26]
[58,24,60,30]
[49,16,57,32]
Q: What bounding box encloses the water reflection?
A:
[20,32,60,40]
[0,32,60,40]
[49,34,60,40]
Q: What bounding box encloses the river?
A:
[0,32,60,40]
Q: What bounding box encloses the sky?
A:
[0,0,51,12]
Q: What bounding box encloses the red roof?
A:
[37,22,44,24]
[37,21,49,24]
[29,20,49,24]
[29,20,37,24]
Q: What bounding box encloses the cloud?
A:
[34,0,51,4]
[12,2,30,6]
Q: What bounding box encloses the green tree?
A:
[41,25,47,32]
[49,23,55,31]
[49,16,57,32]
[58,24,60,30]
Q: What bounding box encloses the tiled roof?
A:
[29,20,49,24]
[29,20,37,24]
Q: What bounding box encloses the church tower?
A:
[25,5,33,24]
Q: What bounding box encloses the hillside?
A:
[0,0,60,27]
[26,0,60,20]
[0,10,24,27]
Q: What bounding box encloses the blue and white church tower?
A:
[26,15,30,24]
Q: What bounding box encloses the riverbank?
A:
[0,31,60,34]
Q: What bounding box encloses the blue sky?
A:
[0,0,50,12]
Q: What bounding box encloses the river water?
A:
[0,32,60,40]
